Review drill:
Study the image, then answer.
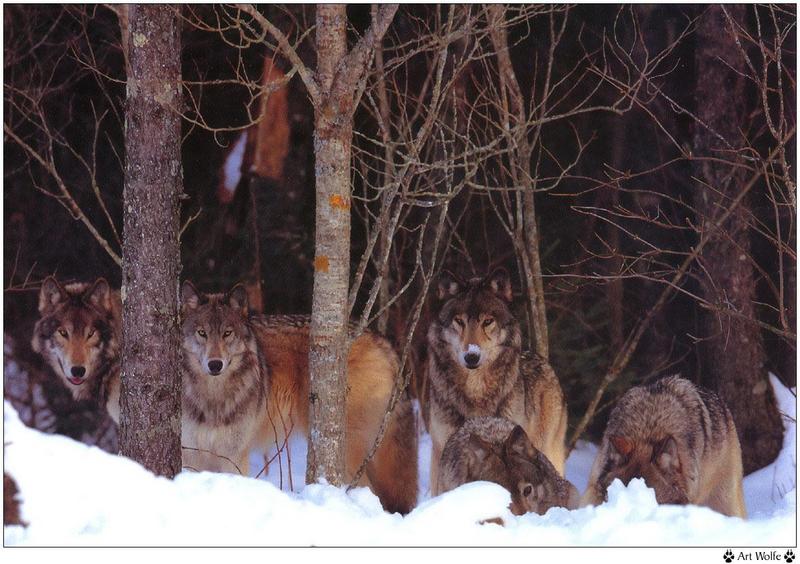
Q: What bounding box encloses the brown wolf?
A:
[31,277,121,423]
[425,268,567,495]
[181,281,418,514]
[582,376,746,518]
[439,417,579,515]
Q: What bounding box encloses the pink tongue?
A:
[68,377,84,386]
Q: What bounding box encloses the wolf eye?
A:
[87,329,95,338]
[482,317,494,328]
[453,317,465,328]
[522,484,533,497]
[58,328,68,338]
[197,329,207,338]
[223,329,233,338]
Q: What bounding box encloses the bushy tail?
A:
[366,396,419,514]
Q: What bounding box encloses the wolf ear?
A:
[504,425,536,460]
[85,278,110,310]
[226,283,248,315]
[436,271,464,301]
[610,435,634,458]
[485,268,512,302]
[39,276,66,312]
[181,280,200,311]
[466,434,498,470]
[654,436,681,473]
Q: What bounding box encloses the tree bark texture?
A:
[119,4,183,478]
[306,4,352,486]
[693,4,783,475]
[306,3,398,485]
[487,5,550,360]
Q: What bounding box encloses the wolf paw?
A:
[785,550,795,563]
[723,550,735,563]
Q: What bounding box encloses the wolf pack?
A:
[30,267,747,519]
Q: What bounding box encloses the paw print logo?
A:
[723,550,735,563]
[785,550,795,563]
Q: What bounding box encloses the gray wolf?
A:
[582,375,746,518]
[425,268,567,495]
[439,416,579,515]
[180,282,269,478]
[31,277,121,423]
[181,281,418,514]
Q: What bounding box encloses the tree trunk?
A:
[693,4,783,475]
[487,4,550,360]
[786,266,796,386]
[305,3,398,485]
[119,4,183,478]
[306,4,351,486]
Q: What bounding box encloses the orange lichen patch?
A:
[314,255,330,272]
[329,194,350,210]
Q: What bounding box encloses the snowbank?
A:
[3,376,796,546]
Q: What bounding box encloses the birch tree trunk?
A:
[307,4,352,485]
[306,4,399,485]
[119,4,183,478]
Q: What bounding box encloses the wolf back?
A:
[248,313,419,514]
[439,416,579,515]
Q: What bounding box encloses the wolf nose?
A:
[71,366,86,379]
[207,359,223,375]
[463,352,481,368]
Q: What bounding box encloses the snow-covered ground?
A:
[3,375,796,546]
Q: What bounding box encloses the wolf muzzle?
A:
[207,359,224,375]
[463,344,482,369]
[68,365,87,385]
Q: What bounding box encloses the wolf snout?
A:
[207,359,224,375]
[67,365,86,385]
[463,352,481,368]
[463,346,482,369]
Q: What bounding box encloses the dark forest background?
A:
[4,5,796,474]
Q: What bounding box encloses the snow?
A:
[3,376,796,546]
[220,131,247,200]
[740,374,797,517]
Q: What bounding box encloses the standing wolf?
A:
[582,376,746,518]
[181,281,418,514]
[425,268,567,495]
[439,417,579,515]
[179,282,269,477]
[31,277,122,423]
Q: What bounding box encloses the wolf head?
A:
[598,433,691,506]
[594,378,702,506]
[465,425,580,515]
[434,268,520,370]
[181,281,255,378]
[31,277,120,401]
